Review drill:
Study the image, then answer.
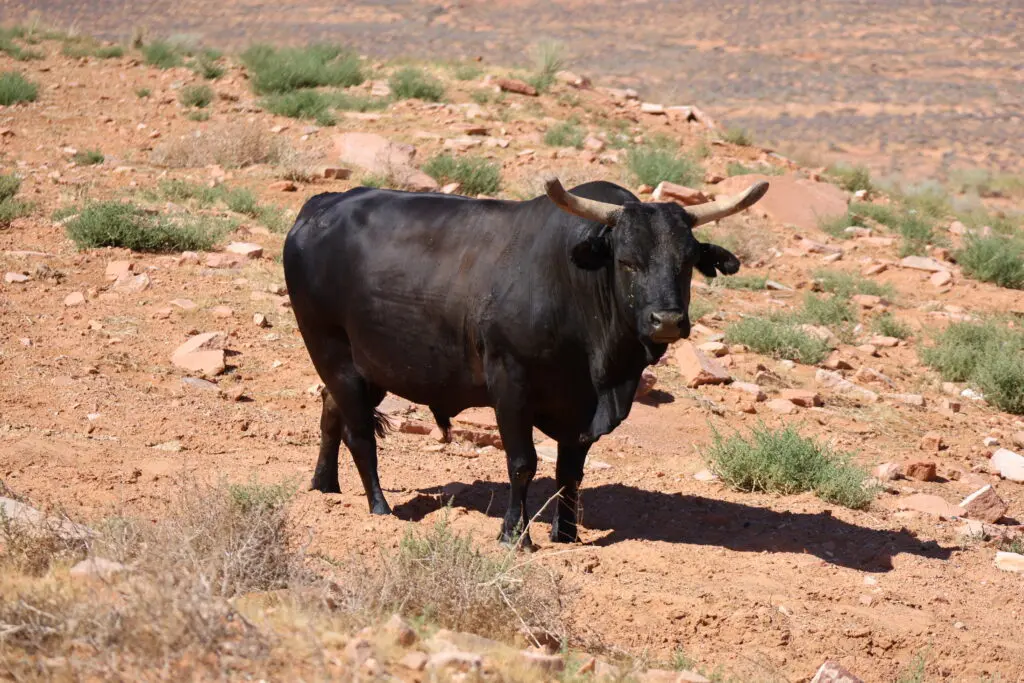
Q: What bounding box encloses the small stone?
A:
[990,448,1024,482]
[383,614,417,647]
[930,270,953,287]
[322,167,352,180]
[153,440,183,452]
[868,335,900,348]
[810,661,864,683]
[399,652,428,671]
[851,294,882,309]
[104,260,134,281]
[938,398,961,416]
[268,180,297,192]
[225,242,263,259]
[862,263,888,276]
[171,332,227,377]
[779,389,821,407]
[873,463,902,481]
[959,485,1007,523]
[635,367,658,398]
[920,432,945,451]
[112,272,150,293]
[4,272,29,283]
[63,292,85,307]
[206,253,244,269]
[697,341,728,357]
[652,181,709,206]
[897,494,963,519]
[766,398,798,414]
[253,313,270,328]
[495,77,538,96]
[885,393,925,407]
[693,468,718,482]
[440,182,461,194]
[211,305,233,318]
[731,382,766,401]
[983,436,999,447]
[905,461,937,482]
[994,552,1024,573]
[899,255,948,273]
[427,650,483,672]
[674,342,731,387]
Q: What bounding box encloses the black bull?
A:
[283,176,768,547]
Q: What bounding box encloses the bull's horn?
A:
[686,181,769,227]
[543,175,621,226]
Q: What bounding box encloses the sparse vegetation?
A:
[828,163,873,193]
[894,212,937,257]
[192,51,225,79]
[707,424,878,509]
[713,274,767,290]
[64,201,228,252]
[798,293,856,328]
[956,233,1024,290]
[241,43,363,94]
[141,39,183,69]
[0,30,43,61]
[726,161,784,176]
[544,120,585,149]
[725,316,830,365]
[813,269,893,298]
[470,89,491,105]
[145,180,289,232]
[452,62,483,81]
[721,127,753,146]
[689,298,714,321]
[179,83,214,108]
[186,110,210,121]
[135,87,151,98]
[874,312,912,339]
[71,149,104,166]
[921,321,1024,415]
[627,140,702,187]
[0,173,32,227]
[0,71,38,105]
[422,154,500,196]
[151,123,286,168]
[389,66,445,102]
[261,89,336,125]
[61,39,124,59]
[525,40,565,93]
[327,91,389,112]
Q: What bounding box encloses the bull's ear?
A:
[570,229,612,270]
[696,242,741,278]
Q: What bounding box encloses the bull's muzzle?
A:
[649,311,689,343]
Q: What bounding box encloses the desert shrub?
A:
[724,316,830,365]
[241,43,363,94]
[192,51,225,79]
[627,141,702,187]
[95,45,124,59]
[179,83,214,108]
[798,293,856,327]
[135,87,151,98]
[151,123,285,168]
[721,127,753,146]
[894,212,937,257]
[713,274,766,290]
[186,110,210,121]
[525,40,565,93]
[72,149,104,166]
[261,89,336,125]
[0,71,38,105]
[689,298,713,321]
[873,313,912,339]
[452,62,482,81]
[543,120,585,149]
[61,39,123,59]
[389,66,445,102]
[818,212,858,240]
[726,161,783,177]
[956,234,1024,290]
[0,173,31,227]
[0,32,42,61]
[827,164,873,193]
[813,269,893,298]
[422,154,500,196]
[921,321,1024,414]
[150,178,220,206]
[141,40,183,69]
[706,424,877,509]
[470,89,491,105]
[64,201,227,252]
[327,91,389,112]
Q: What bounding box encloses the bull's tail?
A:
[373,409,393,438]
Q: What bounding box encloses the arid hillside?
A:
[1,23,1024,683]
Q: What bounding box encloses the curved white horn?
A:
[544,175,621,226]
[687,181,769,227]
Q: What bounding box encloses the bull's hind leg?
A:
[489,361,537,550]
[310,388,343,493]
[329,373,392,515]
[550,441,588,543]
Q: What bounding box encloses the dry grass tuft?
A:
[150,123,287,169]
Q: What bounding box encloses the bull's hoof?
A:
[369,500,393,516]
[549,524,579,544]
[310,477,341,494]
[498,529,537,553]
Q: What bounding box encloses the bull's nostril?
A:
[650,312,663,325]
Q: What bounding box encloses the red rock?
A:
[810,661,864,683]
[862,263,888,276]
[211,305,233,318]
[583,135,605,152]
[713,173,848,231]
[640,102,666,114]
[519,651,564,673]
[731,382,766,401]
[674,342,731,388]
[104,260,134,281]
[399,652,428,671]
[171,349,225,376]
[495,77,538,96]
[322,167,352,180]
[872,463,902,481]
[440,182,461,194]
[268,180,297,192]
[206,253,244,269]
[225,242,263,259]
[995,552,1024,573]
[920,431,945,451]
[4,271,29,283]
[652,181,709,206]
[851,294,882,308]
[766,398,798,414]
[930,270,953,287]
[823,353,854,371]
[899,255,947,273]
[697,341,728,357]
[554,70,591,88]
[635,367,657,398]
[885,393,925,407]
[897,493,963,519]
[64,291,85,307]
[959,485,1007,523]
[938,398,961,416]
[112,272,150,293]
[173,331,226,356]
[990,448,1024,482]
[780,389,821,407]
[905,461,937,482]
[868,335,900,348]
[253,313,270,328]
[170,298,197,310]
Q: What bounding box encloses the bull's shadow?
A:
[392,477,952,572]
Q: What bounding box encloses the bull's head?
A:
[544,175,768,349]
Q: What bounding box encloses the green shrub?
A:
[721,127,753,146]
[714,274,766,290]
[706,424,877,509]
[895,212,937,257]
[525,41,565,94]
[389,67,445,102]
[921,321,1024,414]
[0,174,22,202]
[799,293,856,327]
[452,62,482,81]
[724,316,830,365]
[849,201,899,228]
[818,212,858,240]
[873,313,911,339]
[141,40,183,69]
[327,91,389,112]
[689,298,713,321]
[543,121,585,149]
[220,187,259,215]
[187,110,210,121]
[71,149,104,166]
[813,269,893,298]
[422,154,500,196]
[627,143,702,187]
[95,45,124,59]
[0,71,38,105]
[65,201,226,252]
[241,43,363,94]
[0,173,31,227]
[726,161,783,177]
[179,83,214,108]
[192,52,225,79]
[828,164,872,193]
[261,89,336,125]
[470,90,491,105]
[151,179,220,206]
[135,87,151,98]
[956,234,1024,290]
[0,33,42,61]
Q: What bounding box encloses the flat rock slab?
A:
[714,173,848,231]
[991,448,1024,482]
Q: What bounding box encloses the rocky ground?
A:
[1,27,1024,683]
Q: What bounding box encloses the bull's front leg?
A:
[551,441,587,543]
[489,363,537,551]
